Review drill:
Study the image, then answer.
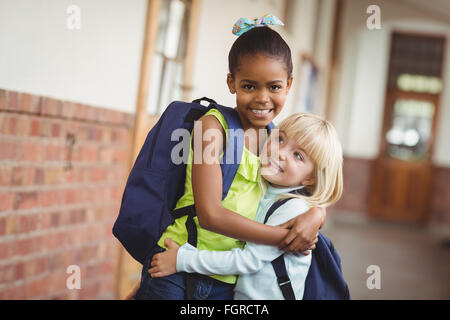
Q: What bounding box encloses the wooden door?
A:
[369,32,445,224]
[370,91,440,223]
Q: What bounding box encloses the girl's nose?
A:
[255,89,269,104]
[279,148,287,161]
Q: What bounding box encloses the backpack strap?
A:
[264,198,291,224]
[265,198,296,300]
[212,104,244,200]
[272,255,296,300]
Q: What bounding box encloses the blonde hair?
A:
[260,113,343,208]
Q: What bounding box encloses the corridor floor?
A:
[322,214,450,300]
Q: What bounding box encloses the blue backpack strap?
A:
[264,198,291,224]
[212,104,244,200]
[272,255,296,300]
[265,198,296,300]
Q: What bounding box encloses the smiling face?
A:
[227,53,293,130]
[260,130,315,188]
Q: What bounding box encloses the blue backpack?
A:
[265,198,351,300]
[113,98,266,265]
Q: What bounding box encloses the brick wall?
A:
[0,89,133,299]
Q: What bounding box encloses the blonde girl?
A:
[149,113,344,300]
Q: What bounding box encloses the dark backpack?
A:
[112,98,248,264]
[264,198,351,300]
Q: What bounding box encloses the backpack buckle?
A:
[277,275,291,288]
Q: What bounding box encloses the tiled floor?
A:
[322,213,450,300]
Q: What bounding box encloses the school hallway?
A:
[1,0,450,300]
[322,213,450,300]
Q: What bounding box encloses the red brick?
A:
[6,114,17,135]
[50,211,61,227]
[12,237,34,256]
[44,144,62,161]
[29,119,40,136]
[0,193,14,212]
[4,214,18,234]
[47,271,68,293]
[74,103,86,120]
[91,167,108,182]
[0,89,7,110]
[62,101,76,118]
[24,257,47,278]
[113,149,128,163]
[14,192,38,210]
[0,264,15,284]
[64,189,79,204]
[11,167,35,186]
[34,167,45,184]
[0,167,12,186]
[7,91,20,111]
[44,167,63,184]
[41,97,62,117]
[39,119,53,137]
[18,214,40,233]
[2,283,27,299]
[18,142,43,162]
[44,232,66,251]
[38,190,61,207]
[51,123,61,138]
[14,262,25,281]
[21,93,41,114]
[15,116,30,136]
[0,141,16,160]
[99,147,113,163]
[26,276,49,298]
[0,242,9,259]
[81,145,98,161]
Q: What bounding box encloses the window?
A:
[384,33,445,161]
[147,0,191,115]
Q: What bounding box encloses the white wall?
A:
[0,0,147,113]
[331,0,450,166]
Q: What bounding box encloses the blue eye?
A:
[294,152,303,161]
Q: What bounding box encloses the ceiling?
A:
[398,0,450,22]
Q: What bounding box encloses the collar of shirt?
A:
[264,184,304,199]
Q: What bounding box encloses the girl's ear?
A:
[227,73,236,94]
[286,76,294,93]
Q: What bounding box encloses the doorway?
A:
[369,32,445,224]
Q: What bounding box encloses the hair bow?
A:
[232,14,284,36]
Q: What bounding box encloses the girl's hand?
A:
[277,207,326,254]
[148,238,180,278]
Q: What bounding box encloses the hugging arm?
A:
[149,199,311,278]
[191,115,324,252]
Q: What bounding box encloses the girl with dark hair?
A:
[136,14,326,300]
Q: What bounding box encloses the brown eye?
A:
[270,85,281,91]
[242,84,255,90]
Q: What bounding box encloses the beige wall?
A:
[0,0,147,113]
[330,0,450,166]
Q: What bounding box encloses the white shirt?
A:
[176,185,312,300]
